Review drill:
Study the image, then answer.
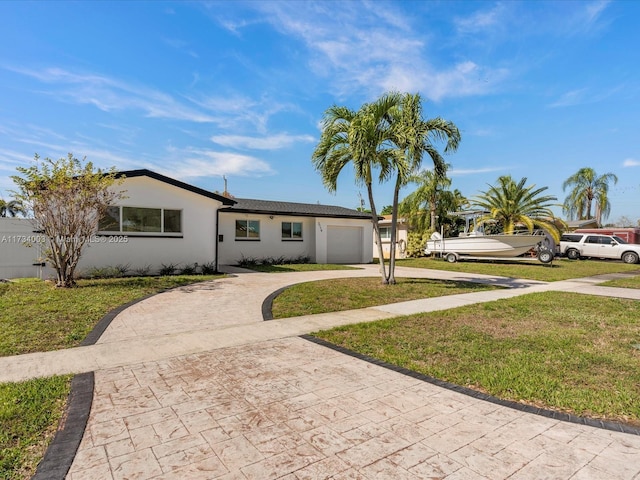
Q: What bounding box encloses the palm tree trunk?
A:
[387,173,402,285]
[367,183,388,284]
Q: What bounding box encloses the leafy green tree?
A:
[0,198,25,217]
[562,167,618,226]
[472,175,561,242]
[380,205,393,215]
[312,93,401,283]
[399,168,453,233]
[12,154,124,287]
[385,93,460,283]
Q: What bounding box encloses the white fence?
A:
[0,218,53,279]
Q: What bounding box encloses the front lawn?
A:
[0,275,220,357]
[245,263,359,273]
[0,274,221,480]
[271,277,498,318]
[0,376,71,479]
[314,291,640,426]
[395,256,640,282]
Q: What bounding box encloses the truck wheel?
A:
[566,248,580,260]
[622,251,639,264]
[445,253,458,263]
[537,248,554,264]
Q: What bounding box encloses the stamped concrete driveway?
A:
[32,265,640,479]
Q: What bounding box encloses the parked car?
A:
[559,233,640,264]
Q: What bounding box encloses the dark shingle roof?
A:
[220,198,372,220]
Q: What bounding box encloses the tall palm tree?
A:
[399,168,453,233]
[386,93,460,283]
[562,167,618,226]
[312,92,401,283]
[0,199,26,217]
[473,175,561,242]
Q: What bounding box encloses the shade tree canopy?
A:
[11,154,124,287]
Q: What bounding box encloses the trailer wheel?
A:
[537,248,554,264]
[445,253,458,263]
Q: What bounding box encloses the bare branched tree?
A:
[12,153,124,287]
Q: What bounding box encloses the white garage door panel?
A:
[327,226,362,264]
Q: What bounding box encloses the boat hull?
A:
[425,234,542,258]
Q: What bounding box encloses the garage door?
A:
[327,226,363,264]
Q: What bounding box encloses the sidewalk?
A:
[9,265,640,479]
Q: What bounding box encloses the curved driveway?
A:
[10,264,640,479]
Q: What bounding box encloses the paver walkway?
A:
[6,265,640,479]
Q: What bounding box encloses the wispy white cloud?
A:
[548,88,589,108]
[548,84,623,108]
[189,94,292,134]
[454,3,507,34]
[6,66,215,123]
[164,149,275,179]
[623,158,640,167]
[210,133,315,150]
[250,2,507,102]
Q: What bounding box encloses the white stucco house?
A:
[0,169,374,278]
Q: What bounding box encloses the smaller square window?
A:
[236,219,260,239]
[379,227,391,240]
[282,222,302,240]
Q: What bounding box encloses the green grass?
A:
[0,274,222,480]
[271,277,498,318]
[395,256,640,282]
[601,275,640,289]
[314,291,640,426]
[0,275,221,357]
[0,376,71,480]
[245,263,359,273]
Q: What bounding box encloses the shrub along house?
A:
[0,169,374,278]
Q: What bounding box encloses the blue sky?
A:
[1,1,638,223]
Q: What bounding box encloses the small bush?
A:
[159,263,178,276]
[406,231,430,258]
[83,266,119,279]
[200,261,216,274]
[132,265,152,276]
[180,263,198,275]
[238,255,258,267]
[114,264,130,277]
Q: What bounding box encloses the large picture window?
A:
[282,222,302,240]
[235,220,260,240]
[99,206,182,234]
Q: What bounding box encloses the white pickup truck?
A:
[560,233,640,264]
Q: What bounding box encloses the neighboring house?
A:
[0,169,374,278]
[565,219,599,230]
[373,215,409,260]
[218,198,373,265]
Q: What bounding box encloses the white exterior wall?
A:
[78,176,223,275]
[217,213,316,265]
[217,214,373,265]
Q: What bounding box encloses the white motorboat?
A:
[425,230,545,258]
[424,210,553,263]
